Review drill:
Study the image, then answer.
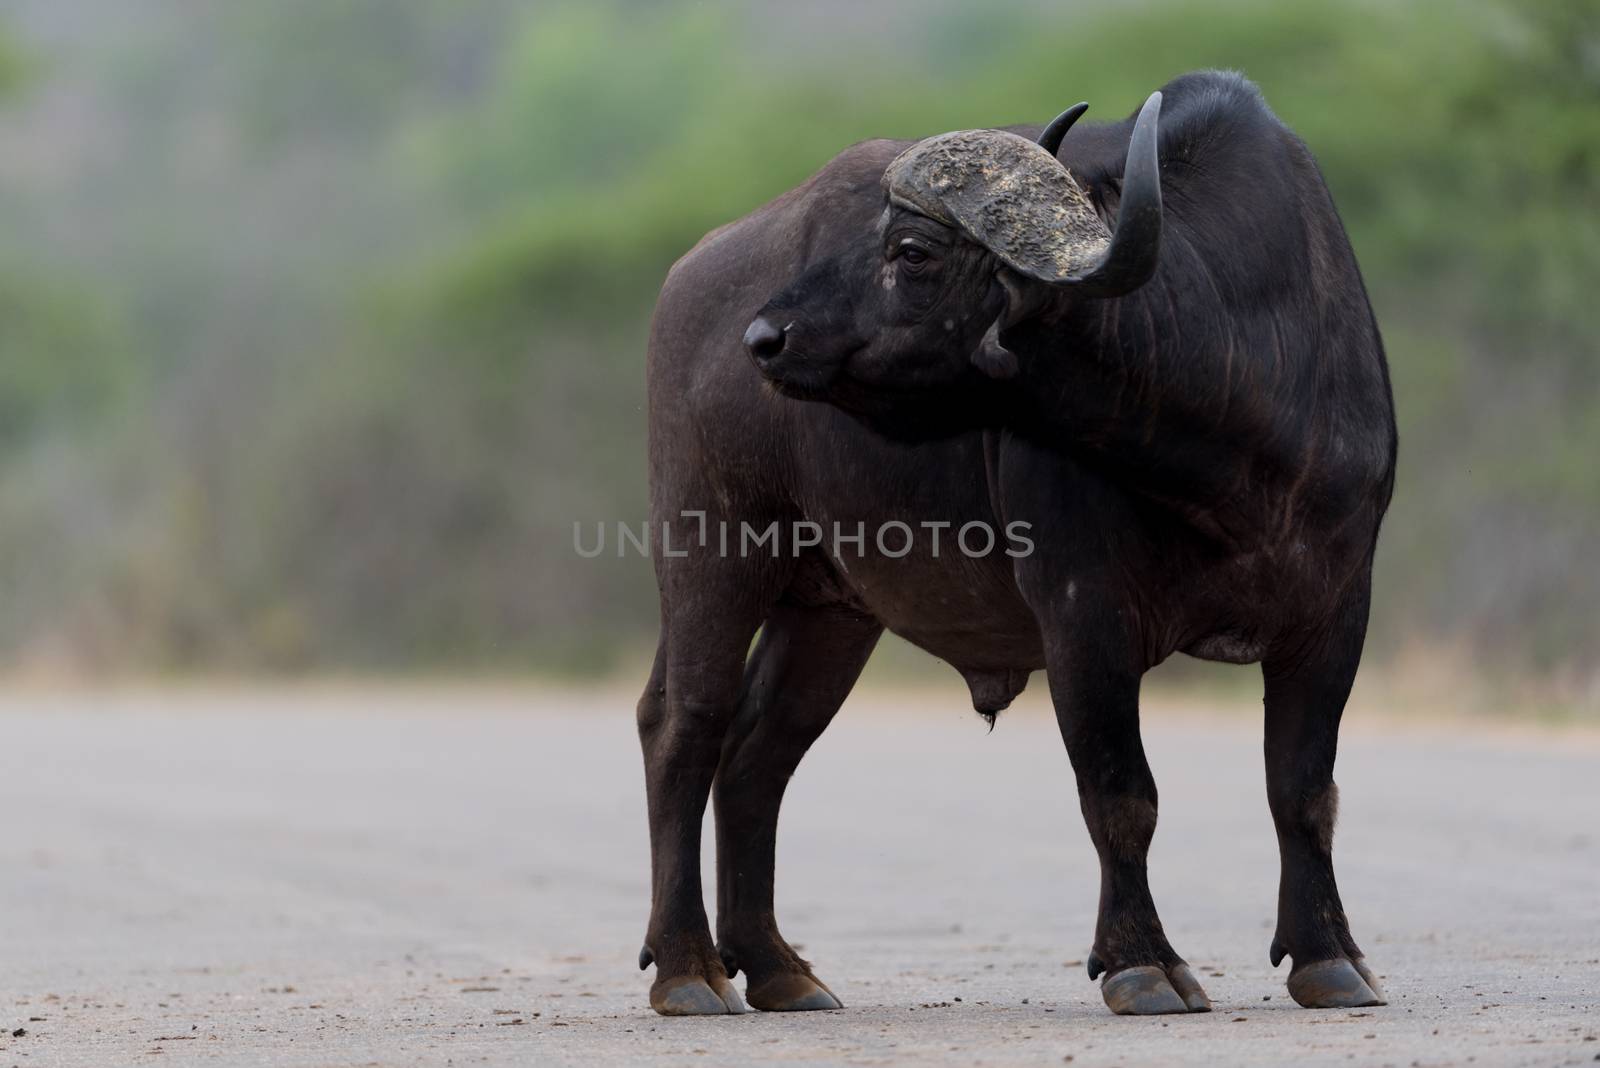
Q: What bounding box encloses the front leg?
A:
[1037,596,1211,1015]
[1262,578,1386,1008]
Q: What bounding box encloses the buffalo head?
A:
[745,92,1163,398]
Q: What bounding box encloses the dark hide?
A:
[636,70,1396,1017]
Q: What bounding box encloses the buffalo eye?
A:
[896,242,931,275]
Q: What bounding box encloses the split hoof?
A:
[651,974,750,1016]
[1165,962,1213,1012]
[1286,957,1386,1008]
[746,971,843,1012]
[1101,964,1203,1015]
[1351,957,1387,1002]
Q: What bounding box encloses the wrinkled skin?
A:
[637,71,1397,1018]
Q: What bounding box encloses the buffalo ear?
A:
[969,268,1050,379]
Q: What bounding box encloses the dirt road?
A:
[1,687,1596,1066]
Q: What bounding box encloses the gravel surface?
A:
[1,686,1597,1067]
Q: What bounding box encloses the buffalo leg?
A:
[1042,623,1211,1015]
[637,557,783,1016]
[713,599,882,1011]
[1262,580,1385,1008]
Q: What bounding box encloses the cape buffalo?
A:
[636,70,1397,1018]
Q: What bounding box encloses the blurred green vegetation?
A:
[0,0,1595,705]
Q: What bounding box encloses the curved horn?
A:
[1037,102,1088,159]
[1062,91,1163,295]
[881,90,1163,294]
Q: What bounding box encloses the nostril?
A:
[743,317,786,360]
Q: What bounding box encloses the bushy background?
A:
[0,1,1595,708]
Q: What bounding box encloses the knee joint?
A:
[636,682,667,734]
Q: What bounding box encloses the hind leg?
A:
[1263,576,1386,1008]
[714,599,882,1011]
[637,552,787,1016]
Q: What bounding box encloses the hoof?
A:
[651,974,750,1016]
[1165,962,1213,1013]
[1101,965,1193,1015]
[746,971,843,1012]
[1286,958,1386,1009]
[1351,957,1387,1002]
